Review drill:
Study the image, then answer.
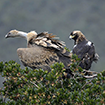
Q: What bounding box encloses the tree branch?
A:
[83,74,97,79]
[30,81,39,88]
[82,78,94,89]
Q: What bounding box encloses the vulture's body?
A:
[5,30,71,71]
[69,30,99,70]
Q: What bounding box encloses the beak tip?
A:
[69,36,72,40]
[5,35,8,38]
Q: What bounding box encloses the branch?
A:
[83,74,97,79]
[83,70,99,75]
[30,81,39,88]
[82,78,94,89]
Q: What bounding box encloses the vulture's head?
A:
[69,30,87,44]
[5,30,37,43]
[5,30,21,38]
[5,30,28,39]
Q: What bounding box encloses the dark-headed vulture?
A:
[5,30,72,71]
[69,30,99,70]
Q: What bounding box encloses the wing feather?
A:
[73,41,99,70]
[73,41,93,59]
[28,32,65,50]
[17,47,60,71]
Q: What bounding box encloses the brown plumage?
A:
[5,30,72,71]
[69,30,99,70]
[28,31,65,50]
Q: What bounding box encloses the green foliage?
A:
[64,47,71,52]
[0,60,105,105]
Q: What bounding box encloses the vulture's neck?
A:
[17,31,30,44]
[17,31,28,39]
[15,31,37,45]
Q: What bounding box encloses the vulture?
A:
[5,30,72,71]
[69,30,99,70]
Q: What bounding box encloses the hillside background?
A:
[0,0,105,86]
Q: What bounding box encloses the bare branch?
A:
[82,78,94,89]
[83,70,99,75]
[83,74,97,79]
[30,81,39,88]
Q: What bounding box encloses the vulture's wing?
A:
[17,47,71,71]
[17,47,60,71]
[28,32,65,50]
[28,32,71,58]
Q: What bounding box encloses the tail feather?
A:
[94,53,99,63]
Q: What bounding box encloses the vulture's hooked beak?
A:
[5,33,11,38]
[5,34,9,38]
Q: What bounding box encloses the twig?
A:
[83,74,97,79]
[60,80,64,89]
[30,81,39,88]
[83,70,99,74]
[82,78,94,89]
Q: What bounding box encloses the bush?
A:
[0,58,105,104]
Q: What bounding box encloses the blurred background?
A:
[0,0,105,87]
